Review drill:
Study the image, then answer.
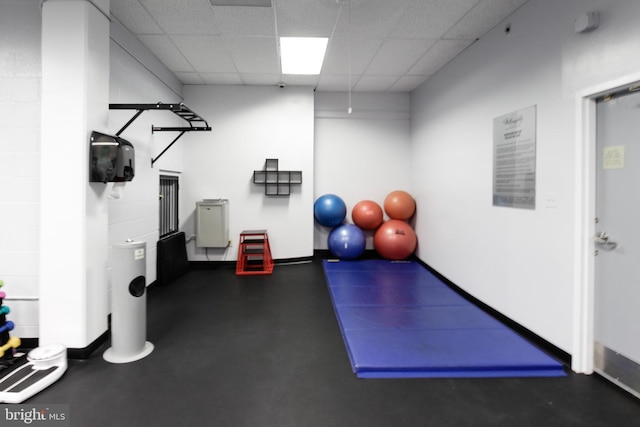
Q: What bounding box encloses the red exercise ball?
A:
[373,220,417,260]
[383,190,416,220]
[352,200,384,230]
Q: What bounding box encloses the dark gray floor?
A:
[27,259,640,426]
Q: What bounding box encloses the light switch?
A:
[544,193,558,209]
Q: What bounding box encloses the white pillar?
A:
[40,0,110,348]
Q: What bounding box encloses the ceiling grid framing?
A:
[110,0,530,92]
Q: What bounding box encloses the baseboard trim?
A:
[415,259,572,367]
[67,330,109,360]
[61,253,569,364]
[17,337,38,351]
[312,250,570,367]
[15,332,109,360]
[314,249,382,259]
[189,255,315,269]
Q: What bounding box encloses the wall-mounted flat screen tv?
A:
[89,131,135,183]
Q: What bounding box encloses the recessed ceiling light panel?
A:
[280,37,329,75]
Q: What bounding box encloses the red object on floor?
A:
[236,230,274,275]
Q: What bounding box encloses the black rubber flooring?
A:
[27,258,640,426]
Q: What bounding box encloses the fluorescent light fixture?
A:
[280,37,329,75]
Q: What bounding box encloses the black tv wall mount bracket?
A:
[109,102,212,166]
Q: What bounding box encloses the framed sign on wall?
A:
[492,105,537,209]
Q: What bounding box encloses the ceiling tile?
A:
[210,0,272,6]
[332,0,408,39]
[225,37,279,73]
[408,39,474,75]
[171,35,237,72]
[443,0,528,39]
[316,74,351,92]
[212,6,276,36]
[322,37,383,75]
[366,39,436,75]
[139,0,221,35]
[388,75,429,92]
[199,72,244,84]
[175,72,206,84]
[388,0,479,39]
[138,35,194,72]
[354,75,399,92]
[110,1,163,34]
[240,73,281,85]
[274,0,341,37]
[280,74,320,87]
[110,0,530,92]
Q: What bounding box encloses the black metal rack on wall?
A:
[109,102,212,166]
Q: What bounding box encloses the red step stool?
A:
[235,230,274,275]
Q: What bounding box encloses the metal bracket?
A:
[151,130,185,167]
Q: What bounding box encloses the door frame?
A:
[573,71,640,374]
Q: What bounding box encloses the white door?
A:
[594,84,640,398]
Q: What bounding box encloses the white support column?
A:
[40,0,110,348]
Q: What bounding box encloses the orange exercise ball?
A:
[352,200,384,230]
[373,220,417,260]
[383,190,416,220]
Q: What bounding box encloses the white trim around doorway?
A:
[572,72,640,374]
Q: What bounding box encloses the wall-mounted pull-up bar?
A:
[109,102,212,166]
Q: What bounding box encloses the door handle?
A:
[594,231,618,251]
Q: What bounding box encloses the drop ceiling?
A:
[110,0,529,92]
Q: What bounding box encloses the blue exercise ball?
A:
[314,194,347,227]
[328,224,366,260]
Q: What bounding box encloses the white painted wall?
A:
[108,19,184,304]
[180,89,410,260]
[182,85,315,261]
[410,0,640,354]
[0,1,183,340]
[39,0,110,347]
[5,0,639,358]
[0,0,41,338]
[314,92,412,249]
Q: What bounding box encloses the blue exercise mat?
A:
[323,259,566,378]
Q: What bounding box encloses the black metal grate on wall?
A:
[159,175,179,238]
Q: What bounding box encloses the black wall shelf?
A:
[253,159,302,196]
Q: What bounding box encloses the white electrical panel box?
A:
[196,199,229,248]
